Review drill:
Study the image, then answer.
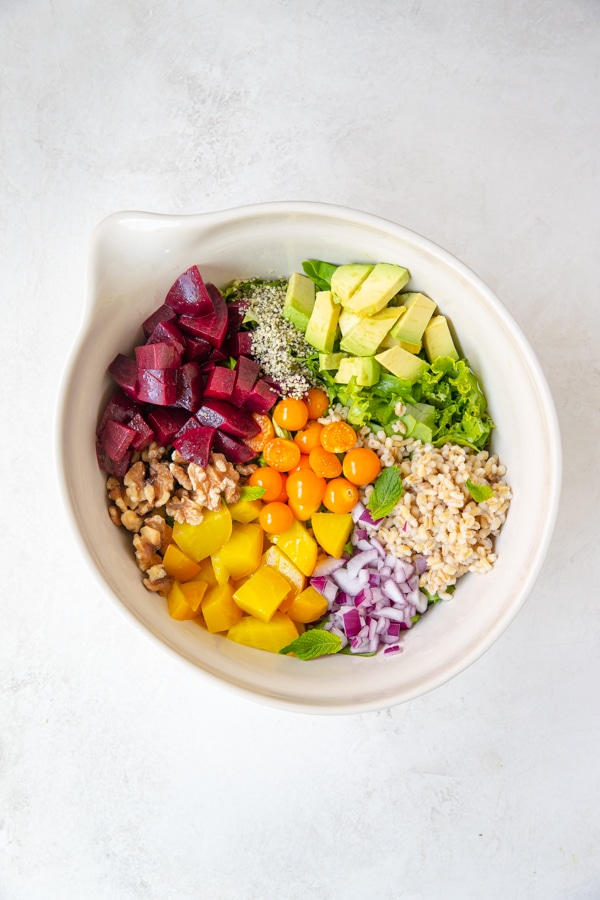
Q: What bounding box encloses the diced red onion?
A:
[370,536,386,559]
[322,579,339,605]
[414,591,428,614]
[347,548,379,578]
[407,574,420,592]
[376,616,388,635]
[357,539,373,552]
[310,575,328,593]
[414,554,427,575]
[384,644,401,655]
[358,508,380,529]
[374,606,405,622]
[342,608,362,638]
[387,621,401,638]
[380,634,401,644]
[368,636,379,653]
[380,566,392,578]
[332,569,364,597]
[355,587,372,607]
[382,579,406,606]
[312,556,347,578]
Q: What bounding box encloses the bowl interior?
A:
[59,203,561,713]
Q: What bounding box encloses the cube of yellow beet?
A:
[270,519,318,577]
[163,543,201,582]
[167,581,204,621]
[261,545,306,612]
[311,512,354,559]
[287,585,328,624]
[209,551,230,586]
[180,580,208,612]
[202,581,243,634]
[172,506,232,562]
[227,611,299,653]
[233,566,292,622]
[217,523,263,581]
[191,557,218,588]
[228,498,262,523]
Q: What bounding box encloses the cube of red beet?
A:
[223,332,253,358]
[213,431,258,465]
[195,400,260,440]
[231,355,260,406]
[204,366,236,401]
[165,266,214,317]
[142,304,177,337]
[147,320,186,356]
[136,368,177,405]
[135,341,181,369]
[178,312,227,348]
[225,301,248,337]
[174,362,203,412]
[146,408,189,444]
[108,354,138,399]
[100,419,136,460]
[127,412,155,451]
[172,425,216,467]
[97,388,142,436]
[96,441,132,476]
[243,378,279,414]
[183,334,212,363]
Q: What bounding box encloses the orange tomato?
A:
[294,421,324,454]
[259,502,294,534]
[262,438,301,472]
[320,421,357,454]
[304,387,330,420]
[248,466,283,502]
[308,446,342,479]
[274,472,288,503]
[273,398,309,432]
[289,455,313,473]
[286,469,326,510]
[342,448,382,486]
[244,413,275,454]
[323,477,359,514]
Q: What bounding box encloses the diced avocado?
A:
[390,292,437,347]
[319,352,346,371]
[335,356,381,387]
[304,290,341,353]
[282,272,316,333]
[340,308,402,357]
[338,309,363,337]
[330,264,374,304]
[342,263,410,317]
[423,315,459,362]
[378,331,421,353]
[374,346,428,384]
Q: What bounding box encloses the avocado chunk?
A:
[335,356,381,387]
[340,307,402,357]
[390,292,437,347]
[338,309,363,337]
[330,264,374,304]
[319,352,346,371]
[282,273,316,333]
[423,315,459,362]
[374,346,428,384]
[304,290,341,353]
[342,263,410,317]
[378,332,422,354]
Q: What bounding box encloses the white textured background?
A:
[2,1,599,898]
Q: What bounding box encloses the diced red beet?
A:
[183,334,212,363]
[146,407,189,444]
[173,425,216,467]
[213,431,258,465]
[225,301,248,337]
[243,378,279,414]
[136,368,177,405]
[199,359,217,375]
[97,388,142,436]
[96,441,132,476]
[174,362,203,412]
[204,365,236,401]
[222,332,253,358]
[147,320,186,356]
[211,348,228,363]
[108,354,138,399]
[231,355,260,406]
[142,304,176,337]
[127,412,155,451]
[135,341,181,369]
[165,265,214,317]
[100,419,136,460]
[195,400,260,440]
[178,312,227,348]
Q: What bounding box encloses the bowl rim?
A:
[56,200,563,715]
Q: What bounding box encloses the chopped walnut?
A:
[143,564,173,596]
[170,462,193,491]
[121,510,143,532]
[108,505,121,526]
[144,514,172,553]
[141,442,167,462]
[236,463,259,477]
[148,458,174,507]
[123,461,146,507]
[132,529,162,572]
[166,491,205,525]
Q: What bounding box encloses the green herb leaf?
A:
[367,466,404,520]
[465,478,494,502]
[279,629,342,660]
[301,259,339,292]
[239,485,266,501]
[272,421,292,439]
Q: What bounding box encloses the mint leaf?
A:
[238,485,266,501]
[466,478,493,502]
[279,629,342,660]
[367,466,404,520]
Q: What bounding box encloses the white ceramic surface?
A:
[58,202,561,714]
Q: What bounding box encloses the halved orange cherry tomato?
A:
[304,387,330,420]
[248,466,283,502]
[262,438,301,472]
[286,469,326,510]
[294,421,324,454]
[342,447,382,486]
[289,455,313,473]
[273,398,309,432]
[323,477,359,514]
[320,421,357,454]
[259,501,294,534]
[244,413,275,454]
[308,446,342,479]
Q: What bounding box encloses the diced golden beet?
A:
[167,580,204,621]
[227,611,299,653]
[172,506,232,562]
[209,551,230,586]
[233,566,292,622]
[162,543,201,581]
[287,585,328,624]
[217,523,263,581]
[270,519,318,577]
[261,545,306,611]
[191,557,218,588]
[202,581,243,634]
[180,580,208,612]
[311,512,354,559]
[228,498,262,523]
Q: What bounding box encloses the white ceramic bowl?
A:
[58,202,561,714]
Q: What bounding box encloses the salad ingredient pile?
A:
[96,260,512,659]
